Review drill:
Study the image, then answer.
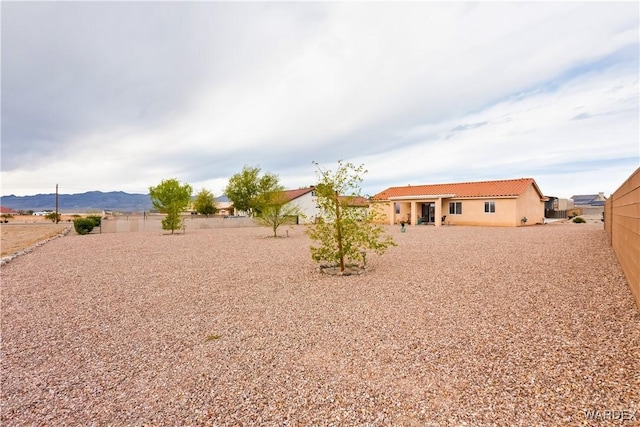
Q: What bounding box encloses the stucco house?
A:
[371,178,546,227]
[214,195,235,216]
[280,187,370,224]
[280,187,319,223]
[571,193,607,217]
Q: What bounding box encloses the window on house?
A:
[395,203,400,214]
[449,202,462,215]
[484,201,495,213]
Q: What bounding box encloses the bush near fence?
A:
[605,167,640,312]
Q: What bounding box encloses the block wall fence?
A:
[604,167,640,312]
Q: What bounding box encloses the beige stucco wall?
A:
[516,185,546,226]
[371,185,545,227]
[369,201,389,224]
[441,198,518,226]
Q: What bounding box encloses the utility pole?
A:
[55,184,59,223]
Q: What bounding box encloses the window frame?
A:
[484,201,496,214]
[449,202,462,215]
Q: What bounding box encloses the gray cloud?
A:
[1,2,638,199]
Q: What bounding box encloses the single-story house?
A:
[280,187,370,224]
[571,193,607,217]
[215,195,235,217]
[279,187,317,223]
[571,193,607,207]
[371,178,546,227]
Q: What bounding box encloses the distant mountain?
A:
[0,191,153,213]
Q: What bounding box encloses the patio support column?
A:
[389,202,395,226]
[435,198,443,227]
[411,201,417,226]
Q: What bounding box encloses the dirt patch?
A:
[0,222,71,257]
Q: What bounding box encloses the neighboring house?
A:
[0,207,17,215]
[544,197,575,219]
[215,195,235,217]
[571,193,607,207]
[279,187,370,224]
[571,193,607,217]
[371,178,546,227]
[281,187,319,224]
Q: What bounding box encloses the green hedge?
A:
[73,216,101,235]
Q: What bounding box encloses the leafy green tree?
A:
[224,165,280,216]
[254,189,302,237]
[307,161,396,273]
[149,178,193,234]
[193,188,218,217]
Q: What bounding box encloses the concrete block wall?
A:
[605,167,640,312]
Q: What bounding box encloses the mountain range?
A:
[0,191,154,213]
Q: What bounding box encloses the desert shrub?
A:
[74,218,96,235]
[572,216,586,223]
[45,212,61,223]
[86,215,102,227]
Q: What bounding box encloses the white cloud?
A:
[1,2,638,199]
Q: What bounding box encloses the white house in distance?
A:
[280,186,370,224]
[281,187,319,224]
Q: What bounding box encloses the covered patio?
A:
[388,194,454,227]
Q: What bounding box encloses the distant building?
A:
[215,195,235,217]
[571,193,607,216]
[571,193,607,207]
[280,187,370,224]
[544,197,574,219]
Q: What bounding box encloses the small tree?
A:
[193,188,218,217]
[45,212,61,223]
[307,161,396,273]
[149,178,193,234]
[225,165,279,217]
[254,189,302,237]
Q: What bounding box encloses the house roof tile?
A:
[282,187,315,202]
[372,178,542,200]
[339,195,370,207]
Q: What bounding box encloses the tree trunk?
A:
[335,191,345,272]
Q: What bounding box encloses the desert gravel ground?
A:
[0,222,71,257]
[1,222,638,426]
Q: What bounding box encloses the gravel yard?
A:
[1,222,638,425]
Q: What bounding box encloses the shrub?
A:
[572,216,586,223]
[74,218,97,235]
[86,215,102,227]
[45,212,61,223]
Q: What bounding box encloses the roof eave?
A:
[388,194,456,200]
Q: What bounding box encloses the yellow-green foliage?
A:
[307,161,396,272]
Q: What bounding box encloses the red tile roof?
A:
[339,195,370,207]
[0,206,17,214]
[372,178,542,200]
[281,187,315,202]
[281,188,369,206]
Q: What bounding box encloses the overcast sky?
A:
[2,1,638,199]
